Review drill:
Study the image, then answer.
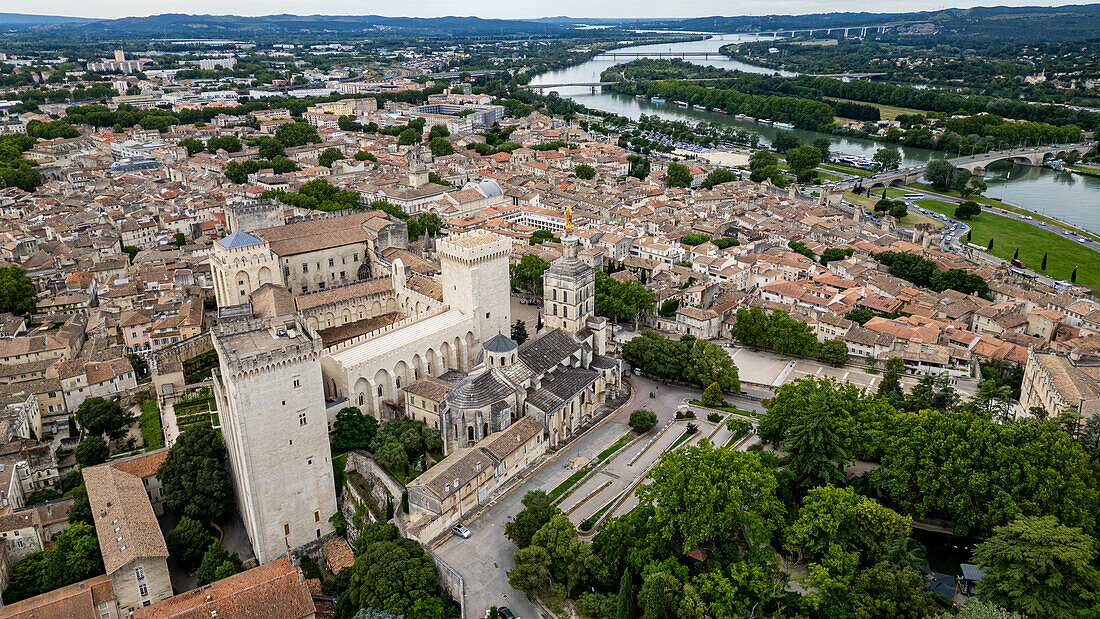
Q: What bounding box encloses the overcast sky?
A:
[23,0,1082,20]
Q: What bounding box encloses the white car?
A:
[451,524,471,538]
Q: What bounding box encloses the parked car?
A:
[498,607,516,619]
[451,524,471,538]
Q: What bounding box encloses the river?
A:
[529,34,1100,233]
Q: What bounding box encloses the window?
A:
[293,379,301,388]
[329,258,334,267]
[138,583,148,597]
[486,312,490,319]
[302,263,308,273]
[315,511,320,522]
[353,254,359,262]
[299,412,307,426]
[135,566,145,580]
[284,524,290,535]
[377,385,383,397]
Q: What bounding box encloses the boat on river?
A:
[674,100,689,107]
[650,97,665,103]
[758,118,773,125]
[773,121,795,129]
[712,108,728,114]
[693,104,708,111]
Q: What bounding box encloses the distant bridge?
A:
[846,143,1098,191]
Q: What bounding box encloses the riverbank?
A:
[529,33,1100,235]
[906,181,1100,244]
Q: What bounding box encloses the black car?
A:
[498,607,516,619]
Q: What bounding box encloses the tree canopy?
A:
[623,331,740,392]
[158,424,234,522]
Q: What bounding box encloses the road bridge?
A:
[844,143,1098,192]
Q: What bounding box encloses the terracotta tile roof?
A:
[133,556,315,619]
[295,278,393,311]
[321,537,354,575]
[0,574,114,619]
[83,464,168,574]
[109,448,169,479]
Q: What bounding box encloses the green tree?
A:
[505,490,560,549]
[786,144,822,183]
[873,147,902,172]
[428,124,450,139]
[699,168,738,189]
[530,514,595,592]
[974,515,1100,618]
[851,562,939,619]
[508,545,552,596]
[616,571,636,619]
[638,441,782,553]
[924,158,957,190]
[344,537,441,616]
[665,162,692,188]
[74,436,109,468]
[749,149,781,183]
[701,382,724,407]
[955,200,982,219]
[638,572,680,619]
[885,535,928,573]
[812,137,832,161]
[196,540,241,585]
[509,253,550,293]
[629,408,658,434]
[75,397,136,441]
[158,424,233,522]
[374,441,409,476]
[397,128,421,146]
[332,406,378,452]
[355,150,377,162]
[0,266,37,315]
[1,522,103,603]
[783,391,849,488]
[934,601,1023,619]
[511,320,528,345]
[165,516,214,571]
[574,163,596,180]
[275,122,320,147]
[178,138,204,156]
[256,136,285,160]
[818,339,849,367]
[205,135,241,153]
[429,136,454,157]
[877,357,905,401]
[772,132,801,153]
[318,147,345,168]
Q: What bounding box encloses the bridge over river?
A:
[844,143,1098,192]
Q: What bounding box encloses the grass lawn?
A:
[821,162,871,177]
[815,171,843,182]
[670,428,697,450]
[689,399,761,418]
[907,181,1100,243]
[844,191,944,229]
[139,400,164,451]
[724,429,750,448]
[826,96,926,121]
[549,465,592,502]
[917,199,1100,290]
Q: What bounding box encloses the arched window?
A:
[377,385,383,397]
[396,376,402,389]
[358,393,364,406]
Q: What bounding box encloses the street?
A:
[433,376,702,619]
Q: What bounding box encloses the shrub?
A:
[707,412,722,423]
[629,409,658,434]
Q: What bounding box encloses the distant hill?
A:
[18,13,565,35]
[0,12,96,25]
[667,4,1100,42]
